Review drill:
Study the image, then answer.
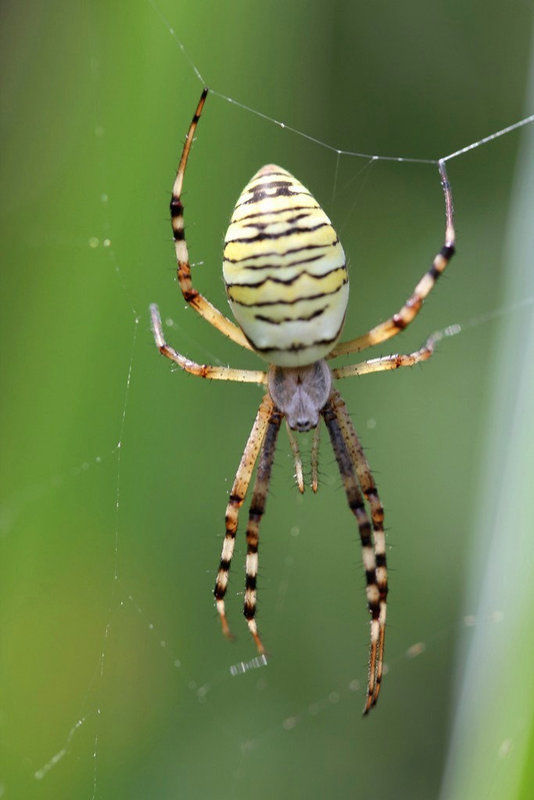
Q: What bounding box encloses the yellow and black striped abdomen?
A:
[223,165,348,367]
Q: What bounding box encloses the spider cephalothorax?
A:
[268,362,331,431]
[150,88,455,713]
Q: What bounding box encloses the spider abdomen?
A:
[223,165,349,367]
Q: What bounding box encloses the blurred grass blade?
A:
[439,30,534,800]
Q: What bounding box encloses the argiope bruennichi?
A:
[150,89,455,714]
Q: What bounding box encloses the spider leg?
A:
[329,389,387,713]
[243,406,284,652]
[150,304,266,384]
[322,395,381,715]
[169,89,253,352]
[329,161,455,358]
[331,331,440,380]
[214,395,275,640]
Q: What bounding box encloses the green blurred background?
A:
[1,1,533,798]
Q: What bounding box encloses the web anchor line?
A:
[146,3,534,166]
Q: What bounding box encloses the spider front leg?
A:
[243,407,283,652]
[321,396,382,715]
[329,389,388,713]
[214,395,274,640]
[329,160,455,358]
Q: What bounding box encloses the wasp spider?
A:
[150,89,455,714]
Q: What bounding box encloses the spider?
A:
[150,88,455,714]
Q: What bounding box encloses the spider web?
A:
[2,2,534,798]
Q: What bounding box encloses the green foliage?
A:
[1,2,532,798]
